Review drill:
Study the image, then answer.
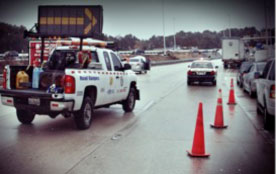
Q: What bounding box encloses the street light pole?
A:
[173,17,176,50]
[162,0,166,55]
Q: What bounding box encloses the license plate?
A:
[197,72,206,75]
[28,98,40,106]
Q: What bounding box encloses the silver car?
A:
[129,56,150,74]
[243,62,266,97]
[256,58,275,130]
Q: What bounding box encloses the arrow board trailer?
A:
[24,5,104,66]
[222,38,245,68]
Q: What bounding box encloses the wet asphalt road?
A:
[0,59,274,174]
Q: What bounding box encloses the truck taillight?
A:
[64,75,75,94]
[270,85,275,99]
[188,70,193,75]
[3,68,7,89]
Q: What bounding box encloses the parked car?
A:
[129,56,150,74]
[237,61,253,87]
[256,58,275,130]
[187,59,218,86]
[243,62,266,97]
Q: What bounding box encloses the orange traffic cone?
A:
[211,89,228,128]
[187,102,210,157]
[227,78,236,105]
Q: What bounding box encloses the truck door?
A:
[102,51,117,104]
[110,52,128,101]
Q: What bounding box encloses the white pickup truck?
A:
[0,44,140,130]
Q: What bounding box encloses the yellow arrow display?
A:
[84,8,97,35]
[40,17,84,25]
[39,8,97,35]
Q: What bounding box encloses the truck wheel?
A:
[16,109,35,124]
[123,87,136,112]
[187,80,191,86]
[74,96,94,130]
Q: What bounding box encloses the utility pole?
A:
[228,14,231,38]
[264,0,269,46]
[173,17,176,50]
[162,0,166,55]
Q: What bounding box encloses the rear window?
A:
[48,50,77,70]
[268,61,275,81]
[256,63,266,72]
[130,59,139,62]
[262,60,273,79]
[191,62,213,69]
[48,50,98,70]
[240,62,253,72]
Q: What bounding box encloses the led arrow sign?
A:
[38,6,103,37]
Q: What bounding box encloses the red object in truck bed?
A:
[29,41,58,66]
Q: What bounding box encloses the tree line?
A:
[0,22,274,53]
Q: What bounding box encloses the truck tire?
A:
[263,100,273,130]
[123,87,136,112]
[74,96,94,130]
[16,109,35,124]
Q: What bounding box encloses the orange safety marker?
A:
[211,89,228,128]
[227,78,236,105]
[187,102,210,157]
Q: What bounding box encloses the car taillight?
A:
[210,71,215,75]
[64,75,75,94]
[188,70,193,75]
[270,85,275,99]
[3,68,7,89]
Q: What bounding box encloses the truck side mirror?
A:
[188,65,191,68]
[215,66,219,69]
[123,63,131,70]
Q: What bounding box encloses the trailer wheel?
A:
[16,109,35,124]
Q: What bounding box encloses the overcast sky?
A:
[0,0,274,39]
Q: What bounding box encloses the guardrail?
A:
[151,58,197,66]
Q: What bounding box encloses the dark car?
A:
[187,59,218,86]
[237,61,253,87]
